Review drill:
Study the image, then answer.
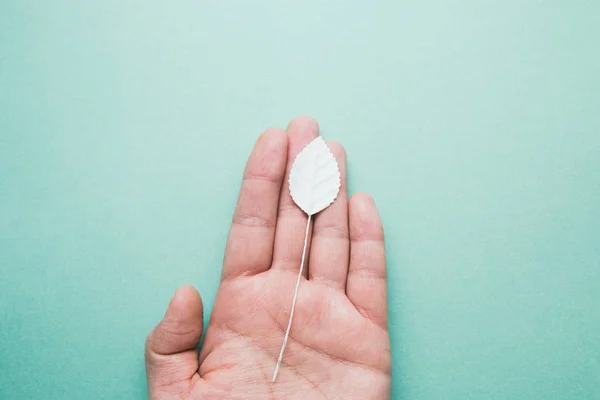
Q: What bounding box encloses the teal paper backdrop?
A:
[1,1,599,399]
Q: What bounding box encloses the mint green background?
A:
[1,1,599,399]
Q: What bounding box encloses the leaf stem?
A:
[272,214,312,382]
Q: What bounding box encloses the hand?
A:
[145,116,391,399]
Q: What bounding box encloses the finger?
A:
[145,285,204,395]
[346,193,388,329]
[272,116,319,277]
[221,128,288,280]
[308,141,349,290]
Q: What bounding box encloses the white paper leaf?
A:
[289,137,341,216]
[272,135,342,382]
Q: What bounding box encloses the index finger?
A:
[221,128,288,280]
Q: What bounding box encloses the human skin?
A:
[145,116,391,399]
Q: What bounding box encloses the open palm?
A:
[145,116,391,399]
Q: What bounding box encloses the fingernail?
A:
[168,291,177,308]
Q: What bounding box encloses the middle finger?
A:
[271,116,320,277]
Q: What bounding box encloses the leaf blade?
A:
[289,137,341,216]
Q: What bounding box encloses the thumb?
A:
[145,285,204,396]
